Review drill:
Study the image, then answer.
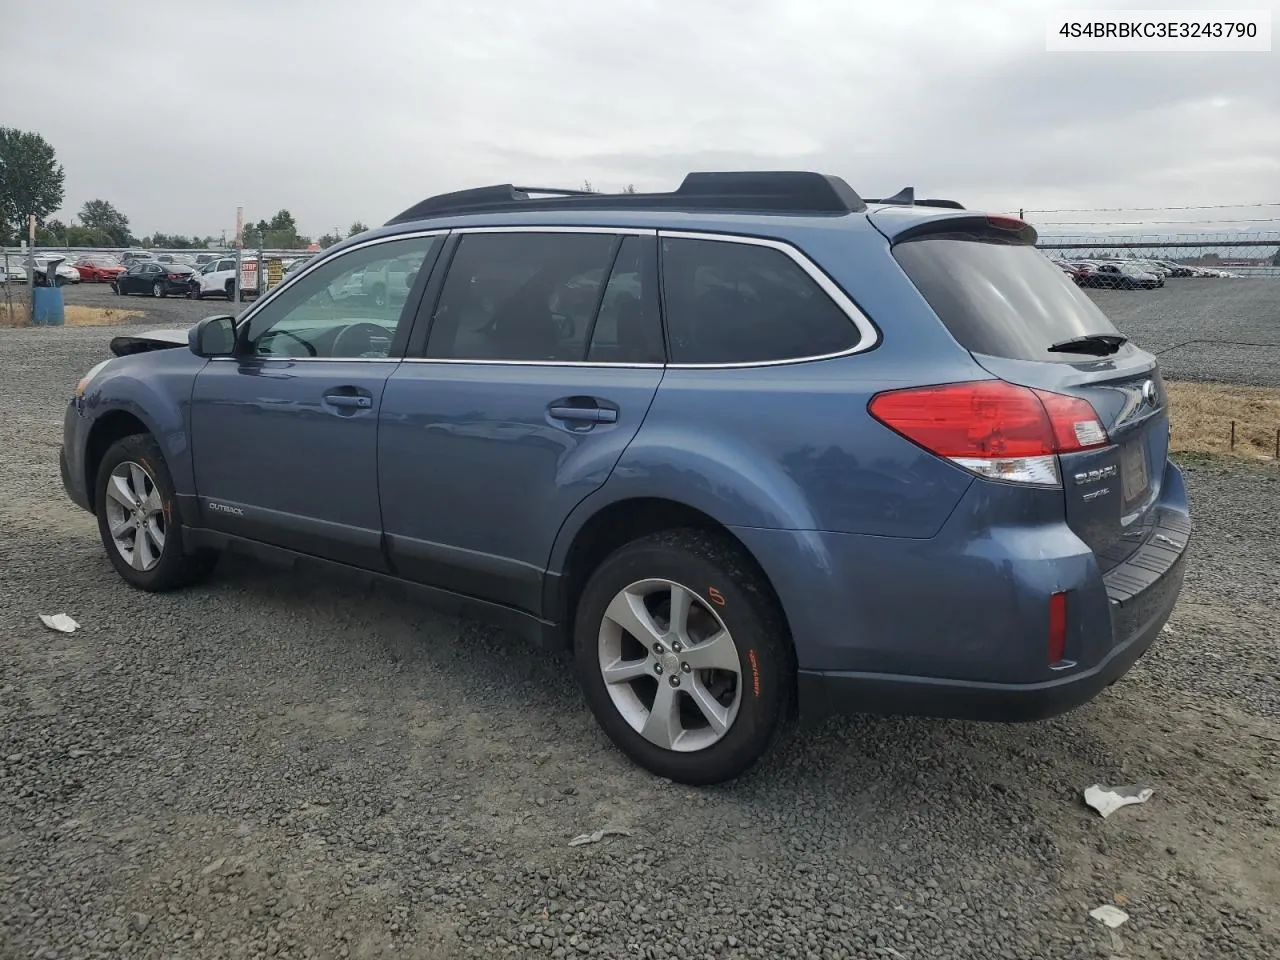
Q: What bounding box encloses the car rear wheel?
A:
[95,435,219,592]
[112,282,121,295]
[574,529,792,785]
[225,282,235,301]
[152,281,165,298]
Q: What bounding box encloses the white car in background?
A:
[33,256,82,285]
[188,256,241,301]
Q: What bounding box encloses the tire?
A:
[573,528,792,785]
[94,434,219,592]
[225,282,235,301]
[112,282,122,295]
[152,282,165,298]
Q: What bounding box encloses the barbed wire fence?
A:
[1018,199,1280,278]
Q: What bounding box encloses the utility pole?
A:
[26,216,36,325]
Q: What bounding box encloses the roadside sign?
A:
[239,259,259,292]
[266,259,284,289]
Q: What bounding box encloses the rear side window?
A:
[661,237,857,364]
[893,238,1122,362]
[426,232,620,362]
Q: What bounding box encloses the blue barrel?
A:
[32,285,65,326]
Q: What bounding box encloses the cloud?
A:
[2,0,1276,238]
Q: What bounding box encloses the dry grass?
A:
[0,301,25,327]
[0,303,143,327]
[63,305,144,326]
[1166,380,1280,459]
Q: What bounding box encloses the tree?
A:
[0,127,65,243]
[317,230,343,248]
[66,225,114,247]
[79,199,132,246]
[581,180,598,194]
[347,221,368,237]
[622,183,637,194]
[34,218,69,246]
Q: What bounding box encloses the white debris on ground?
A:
[1090,904,1130,928]
[38,613,79,633]
[568,827,632,847]
[1084,784,1154,818]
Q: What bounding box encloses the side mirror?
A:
[189,315,237,357]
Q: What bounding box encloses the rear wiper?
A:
[1048,333,1128,356]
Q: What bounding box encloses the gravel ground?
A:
[1090,279,1280,387]
[2,326,1278,960]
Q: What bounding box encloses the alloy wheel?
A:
[103,460,166,572]
[597,578,742,753]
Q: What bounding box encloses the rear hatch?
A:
[878,211,1168,572]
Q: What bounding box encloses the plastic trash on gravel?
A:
[568,827,632,847]
[39,613,80,633]
[1084,784,1154,818]
[1089,904,1130,927]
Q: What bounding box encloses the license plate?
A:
[1121,441,1149,503]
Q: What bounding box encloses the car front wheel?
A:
[574,529,792,785]
[94,434,219,591]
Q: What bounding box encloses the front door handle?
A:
[548,405,617,424]
[323,393,372,409]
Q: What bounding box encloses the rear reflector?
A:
[868,380,1109,486]
[1048,591,1068,664]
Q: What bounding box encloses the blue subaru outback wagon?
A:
[60,172,1189,784]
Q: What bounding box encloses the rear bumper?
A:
[796,545,1185,722]
[734,459,1190,724]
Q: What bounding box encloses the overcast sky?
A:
[3,0,1276,239]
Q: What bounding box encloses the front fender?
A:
[79,349,206,496]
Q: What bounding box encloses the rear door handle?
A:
[324,393,372,409]
[548,405,617,424]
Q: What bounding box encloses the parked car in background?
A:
[1079,262,1159,290]
[194,253,222,266]
[59,171,1190,784]
[113,261,196,297]
[33,256,82,285]
[1,264,27,285]
[119,249,156,265]
[72,256,127,283]
[188,256,241,300]
[157,253,197,267]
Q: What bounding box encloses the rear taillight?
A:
[868,381,1108,486]
[167,273,182,280]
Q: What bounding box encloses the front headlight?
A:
[75,359,112,398]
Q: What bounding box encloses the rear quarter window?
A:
[892,237,1122,362]
[661,237,858,364]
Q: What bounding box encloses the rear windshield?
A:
[893,237,1121,362]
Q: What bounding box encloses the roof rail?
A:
[386,171,867,224]
[864,186,965,210]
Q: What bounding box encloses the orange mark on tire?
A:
[747,649,761,697]
[707,586,726,607]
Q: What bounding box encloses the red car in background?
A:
[72,256,126,283]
